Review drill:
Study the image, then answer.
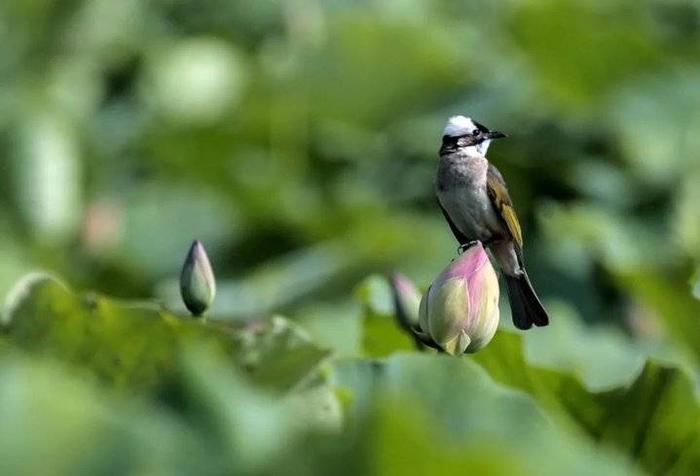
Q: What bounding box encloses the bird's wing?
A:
[486,164,523,249]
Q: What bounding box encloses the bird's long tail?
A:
[504,272,549,330]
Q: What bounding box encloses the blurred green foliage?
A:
[2,271,698,475]
[1,0,700,474]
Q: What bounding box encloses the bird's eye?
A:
[472,130,480,136]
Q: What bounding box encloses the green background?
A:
[0,0,699,474]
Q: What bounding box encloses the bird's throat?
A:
[438,151,488,189]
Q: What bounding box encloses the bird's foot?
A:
[457,241,479,255]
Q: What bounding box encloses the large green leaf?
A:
[1,272,334,397]
[0,352,221,476]
[474,331,700,475]
[0,273,343,473]
[0,340,340,476]
[334,353,641,476]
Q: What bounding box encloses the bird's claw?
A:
[458,241,479,255]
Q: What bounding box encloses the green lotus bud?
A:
[418,242,499,354]
[389,273,422,331]
[180,240,216,317]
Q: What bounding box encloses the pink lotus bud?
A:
[389,273,422,331]
[418,242,499,354]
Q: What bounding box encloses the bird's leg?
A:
[458,241,479,254]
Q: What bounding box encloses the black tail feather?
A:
[505,273,549,330]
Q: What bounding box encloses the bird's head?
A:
[441,115,507,156]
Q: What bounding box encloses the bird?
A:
[435,115,549,330]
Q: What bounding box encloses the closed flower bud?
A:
[418,242,499,354]
[389,273,422,332]
[180,240,216,317]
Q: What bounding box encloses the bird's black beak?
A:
[486,130,507,140]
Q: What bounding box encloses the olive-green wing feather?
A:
[486,164,523,249]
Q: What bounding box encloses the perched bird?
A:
[435,115,549,330]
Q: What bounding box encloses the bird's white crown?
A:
[443,115,476,137]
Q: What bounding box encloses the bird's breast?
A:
[437,156,503,241]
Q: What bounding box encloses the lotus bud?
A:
[418,242,499,354]
[180,240,216,317]
[389,273,422,332]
